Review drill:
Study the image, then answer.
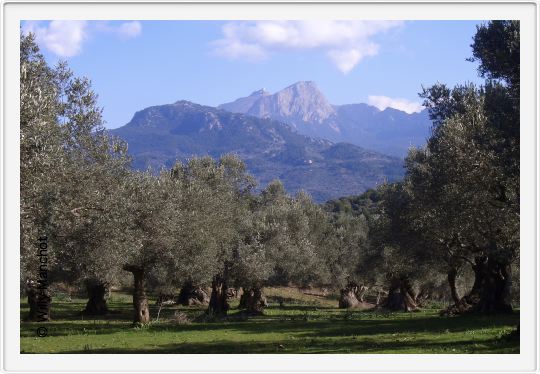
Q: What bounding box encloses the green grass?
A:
[20,288,519,354]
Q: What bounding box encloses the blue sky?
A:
[22,20,484,129]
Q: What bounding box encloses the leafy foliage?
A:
[20,19,520,322]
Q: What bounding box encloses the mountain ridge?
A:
[219,81,432,157]
[112,100,404,202]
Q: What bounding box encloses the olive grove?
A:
[20,20,520,325]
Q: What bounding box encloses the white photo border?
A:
[1,1,537,372]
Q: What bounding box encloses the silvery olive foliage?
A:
[409,22,519,280]
[20,33,64,284]
[232,181,365,290]
[323,211,369,288]
[143,154,256,289]
[367,21,520,311]
[18,31,391,303]
[20,21,520,315]
[20,32,132,290]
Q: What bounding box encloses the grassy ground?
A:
[20,288,519,354]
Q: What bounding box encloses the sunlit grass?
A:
[20,288,519,354]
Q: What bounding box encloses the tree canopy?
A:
[20,20,520,323]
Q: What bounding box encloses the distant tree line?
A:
[20,20,519,324]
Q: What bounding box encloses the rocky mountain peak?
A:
[248,81,336,125]
[219,81,431,157]
[250,88,271,97]
[173,100,202,109]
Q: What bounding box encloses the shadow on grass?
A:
[21,310,519,341]
[20,300,207,324]
[20,301,134,321]
[266,296,336,307]
[265,304,333,312]
[53,335,519,354]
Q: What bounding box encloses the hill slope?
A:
[112,101,404,202]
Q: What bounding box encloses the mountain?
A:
[112,101,404,202]
[334,104,432,157]
[220,81,341,143]
[219,81,432,157]
[245,81,335,125]
[219,88,270,114]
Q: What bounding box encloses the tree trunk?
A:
[25,282,51,322]
[239,287,267,315]
[82,282,108,315]
[226,287,242,299]
[206,275,229,315]
[442,256,513,315]
[475,257,513,313]
[414,287,431,306]
[339,282,360,308]
[177,281,209,306]
[339,282,375,310]
[356,285,368,303]
[447,268,461,305]
[238,291,247,309]
[383,276,419,312]
[123,265,150,324]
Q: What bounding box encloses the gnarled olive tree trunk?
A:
[177,281,209,306]
[443,256,513,315]
[82,282,108,315]
[206,275,229,315]
[339,282,375,310]
[123,265,150,324]
[383,276,419,312]
[339,282,360,308]
[475,257,513,313]
[25,281,51,321]
[447,267,461,305]
[356,285,368,303]
[239,287,267,315]
[227,287,242,299]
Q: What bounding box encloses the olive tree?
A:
[20,33,60,320]
[119,171,177,324]
[322,212,369,308]
[52,151,132,315]
[367,183,427,311]
[405,21,520,314]
[190,155,256,315]
[20,32,132,319]
[228,182,333,314]
[409,86,517,313]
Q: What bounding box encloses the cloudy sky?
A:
[22,20,484,129]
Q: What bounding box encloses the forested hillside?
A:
[112,101,404,202]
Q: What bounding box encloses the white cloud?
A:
[211,20,403,73]
[212,39,267,62]
[23,20,88,57]
[116,21,142,39]
[368,95,424,114]
[327,44,378,74]
[22,20,142,57]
